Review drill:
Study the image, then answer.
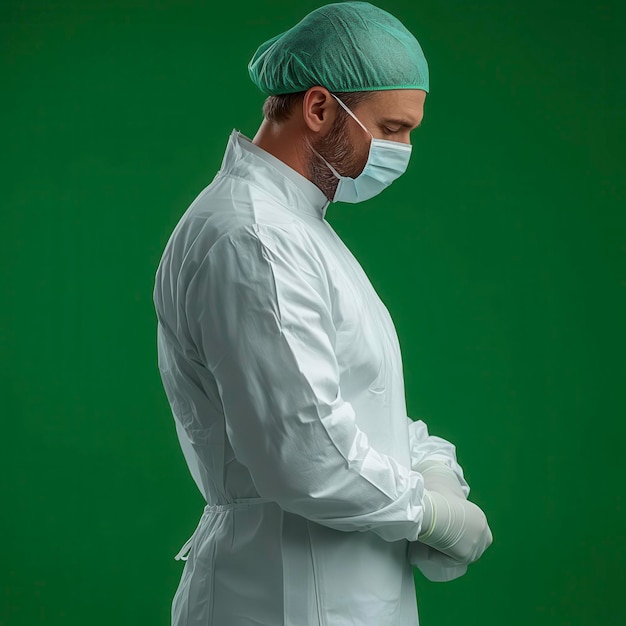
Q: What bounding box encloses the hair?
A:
[262,90,375,123]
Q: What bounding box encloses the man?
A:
[153,2,492,625]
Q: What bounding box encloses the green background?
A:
[2,0,624,624]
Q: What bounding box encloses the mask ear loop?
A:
[331,93,373,138]
[308,93,372,181]
[310,146,342,179]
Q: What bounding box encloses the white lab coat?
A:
[153,130,471,626]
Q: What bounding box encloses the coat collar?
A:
[219,130,331,221]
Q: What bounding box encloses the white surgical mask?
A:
[312,93,413,203]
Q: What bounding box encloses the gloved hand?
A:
[408,541,468,582]
[417,459,467,500]
[417,461,493,565]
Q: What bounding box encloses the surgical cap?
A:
[248,1,429,96]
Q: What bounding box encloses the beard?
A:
[305,112,369,201]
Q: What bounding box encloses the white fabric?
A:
[153,130,470,625]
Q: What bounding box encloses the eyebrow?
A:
[380,117,422,129]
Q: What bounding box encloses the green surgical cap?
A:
[248,1,429,95]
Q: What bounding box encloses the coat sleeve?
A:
[406,417,470,498]
[187,222,428,543]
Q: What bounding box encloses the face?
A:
[306,89,426,200]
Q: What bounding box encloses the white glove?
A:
[417,460,467,500]
[408,541,468,582]
[417,461,493,565]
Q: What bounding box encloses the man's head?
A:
[261,87,425,200]
[248,2,428,201]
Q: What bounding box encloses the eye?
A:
[383,126,401,136]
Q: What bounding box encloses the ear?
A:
[302,86,337,135]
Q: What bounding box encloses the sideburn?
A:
[306,110,369,201]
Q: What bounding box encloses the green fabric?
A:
[248,1,429,95]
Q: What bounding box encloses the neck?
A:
[252,119,310,180]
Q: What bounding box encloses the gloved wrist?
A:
[417,460,466,500]
[418,489,435,540]
[417,488,493,564]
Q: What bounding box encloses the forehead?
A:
[362,89,426,125]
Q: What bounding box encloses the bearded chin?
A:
[306,148,340,201]
[306,117,365,201]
